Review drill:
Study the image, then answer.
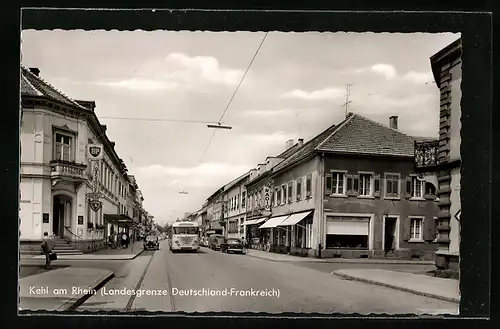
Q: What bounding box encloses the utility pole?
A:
[343,84,352,116]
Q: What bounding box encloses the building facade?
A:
[264,113,439,259]
[20,66,150,253]
[415,38,462,273]
[220,172,249,239]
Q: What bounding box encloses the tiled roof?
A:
[276,143,299,158]
[272,112,419,175]
[316,113,415,157]
[20,66,87,110]
[271,118,347,174]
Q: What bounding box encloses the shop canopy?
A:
[278,211,312,227]
[104,214,137,227]
[243,217,267,226]
[258,215,290,229]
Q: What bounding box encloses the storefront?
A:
[276,211,313,257]
[104,214,136,239]
[243,217,266,249]
[258,215,291,253]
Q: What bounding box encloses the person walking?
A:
[41,232,54,269]
[121,232,129,248]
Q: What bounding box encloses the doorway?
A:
[53,195,72,238]
[384,217,397,252]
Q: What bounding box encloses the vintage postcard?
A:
[18,14,465,316]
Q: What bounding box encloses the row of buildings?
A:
[189,38,462,273]
[19,66,155,253]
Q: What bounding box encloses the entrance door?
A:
[384,217,397,252]
[53,200,62,237]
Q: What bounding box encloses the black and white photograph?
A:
[18,27,464,315]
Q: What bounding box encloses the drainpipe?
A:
[317,153,325,259]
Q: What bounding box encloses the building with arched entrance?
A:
[19,66,149,254]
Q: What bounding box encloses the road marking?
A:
[124,250,155,311]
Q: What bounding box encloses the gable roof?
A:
[224,171,250,191]
[272,112,418,175]
[20,66,87,110]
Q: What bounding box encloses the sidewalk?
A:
[245,249,434,265]
[332,269,460,303]
[19,267,114,311]
[30,241,145,261]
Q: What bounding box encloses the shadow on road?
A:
[19,264,70,279]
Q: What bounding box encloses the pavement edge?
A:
[245,252,433,265]
[330,271,460,304]
[63,271,116,311]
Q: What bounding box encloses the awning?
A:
[104,214,137,227]
[243,217,267,226]
[259,215,290,229]
[278,211,312,227]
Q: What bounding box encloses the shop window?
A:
[325,235,368,249]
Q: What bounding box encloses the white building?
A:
[222,172,250,239]
[19,66,139,253]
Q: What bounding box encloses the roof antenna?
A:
[343,84,352,117]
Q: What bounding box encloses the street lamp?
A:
[207,122,232,130]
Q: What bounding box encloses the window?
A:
[277,188,282,205]
[281,185,286,205]
[258,191,262,207]
[296,178,302,201]
[306,174,312,198]
[385,173,400,198]
[305,222,313,248]
[407,176,424,198]
[54,133,72,161]
[331,172,346,195]
[359,174,373,196]
[410,217,423,241]
[288,183,293,203]
[242,192,246,207]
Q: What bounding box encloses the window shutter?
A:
[346,174,354,195]
[403,217,411,241]
[325,173,332,195]
[373,174,381,197]
[405,177,412,198]
[353,175,360,196]
[423,217,435,241]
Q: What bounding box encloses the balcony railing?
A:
[414,140,439,170]
[50,160,87,181]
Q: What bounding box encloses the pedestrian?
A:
[40,232,53,269]
[121,232,128,248]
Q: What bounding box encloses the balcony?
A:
[414,140,439,171]
[50,160,88,188]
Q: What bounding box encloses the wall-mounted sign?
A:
[78,215,84,225]
[92,162,100,194]
[89,200,103,212]
[42,213,49,223]
[263,186,271,211]
[88,143,104,161]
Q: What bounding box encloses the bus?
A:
[169,221,200,252]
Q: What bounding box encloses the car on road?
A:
[220,238,246,254]
[208,234,225,251]
[143,235,160,250]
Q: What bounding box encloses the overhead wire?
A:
[199,32,269,164]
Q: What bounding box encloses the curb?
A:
[331,271,460,304]
[245,253,434,265]
[64,271,116,311]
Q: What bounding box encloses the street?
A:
[62,240,458,314]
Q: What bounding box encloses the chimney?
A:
[389,116,398,130]
[101,124,107,132]
[29,67,40,76]
[285,139,295,151]
[297,138,304,147]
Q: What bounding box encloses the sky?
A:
[21,31,460,225]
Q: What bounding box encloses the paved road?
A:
[124,240,458,314]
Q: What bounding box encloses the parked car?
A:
[143,235,159,250]
[220,238,246,254]
[208,234,225,251]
